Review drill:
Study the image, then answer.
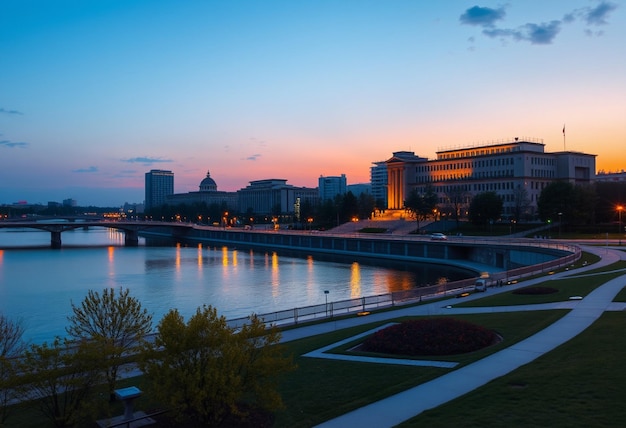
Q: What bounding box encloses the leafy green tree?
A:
[17,338,103,428]
[66,288,153,401]
[0,314,26,425]
[537,181,575,223]
[140,305,295,426]
[468,191,503,226]
[404,186,438,231]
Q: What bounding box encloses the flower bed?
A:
[361,318,498,356]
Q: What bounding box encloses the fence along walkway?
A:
[226,244,582,329]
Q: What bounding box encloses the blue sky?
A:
[1,0,624,206]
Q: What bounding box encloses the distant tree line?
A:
[143,191,378,231]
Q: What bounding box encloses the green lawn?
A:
[273,311,566,427]
[400,311,626,428]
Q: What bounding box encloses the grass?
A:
[273,311,566,427]
[453,260,626,307]
[399,311,626,428]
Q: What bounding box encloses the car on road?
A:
[430,233,447,240]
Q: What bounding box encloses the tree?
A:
[357,192,376,220]
[66,288,153,400]
[537,181,575,223]
[468,191,503,226]
[512,186,531,222]
[140,305,295,426]
[404,186,438,232]
[0,314,26,425]
[17,338,103,427]
[443,185,469,228]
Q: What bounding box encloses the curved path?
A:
[278,245,626,428]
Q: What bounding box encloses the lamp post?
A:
[324,290,329,316]
[558,212,563,238]
[618,205,624,242]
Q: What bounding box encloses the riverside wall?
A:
[141,225,576,275]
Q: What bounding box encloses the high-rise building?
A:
[370,161,388,209]
[145,169,174,211]
[318,174,347,201]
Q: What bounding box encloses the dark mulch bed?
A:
[512,286,558,295]
[361,318,498,356]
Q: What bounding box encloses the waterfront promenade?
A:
[275,244,626,427]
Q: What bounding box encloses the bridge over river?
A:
[0,219,193,248]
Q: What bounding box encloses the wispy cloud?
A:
[243,154,262,161]
[122,157,173,166]
[482,21,562,45]
[0,140,28,148]
[461,2,618,45]
[0,108,23,115]
[72,166,98,173]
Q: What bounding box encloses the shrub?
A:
[362,318,498,356]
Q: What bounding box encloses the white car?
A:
[430,233,447,241]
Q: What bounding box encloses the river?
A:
[0,227,474,344]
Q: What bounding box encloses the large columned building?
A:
[386,138,596,220]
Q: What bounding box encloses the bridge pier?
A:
[124,230,139,247]
[51,231,62,249]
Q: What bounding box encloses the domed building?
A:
[165,169,237,210]
[199,170,217,192]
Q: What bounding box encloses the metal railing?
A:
[225,244,582,330]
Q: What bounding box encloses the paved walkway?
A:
[278,245,626,428]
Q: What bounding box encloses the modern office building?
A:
[386,138,596,220]
[165,170,237,210]
[347,183,372,197]
[318,174,347,201]
[238,179,319,217]
[144,169,174,211]
[370,161,388,209]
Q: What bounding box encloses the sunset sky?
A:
[1,1,625,206]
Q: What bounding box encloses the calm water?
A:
[0,227,474,344]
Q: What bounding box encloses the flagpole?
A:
[562,124,566,151]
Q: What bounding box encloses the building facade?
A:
[595,171,626,182]
[145,169,174,211]
[386,138,596,220]
[318,174,347,201]
[370,161,388,208]
[165,170,237,210]
[237,179,319,217]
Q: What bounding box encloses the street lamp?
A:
[558,212,563,238]
[324,290,329,316]
[618,205,624,237]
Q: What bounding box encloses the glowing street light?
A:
[618,205,624,235]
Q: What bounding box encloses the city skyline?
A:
[1,1,625,206]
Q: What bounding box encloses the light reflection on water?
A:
[0,228,474,344]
